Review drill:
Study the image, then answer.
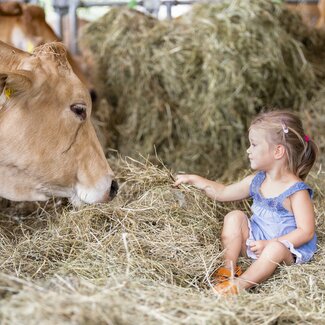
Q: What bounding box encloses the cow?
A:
[0,2,97,102]
[0,40,118,206]
[317,0,325,28]
[285,0,325,29]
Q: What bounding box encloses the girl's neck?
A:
[264,166,298,183]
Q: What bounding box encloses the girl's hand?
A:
[249,240,270,257]
[173,174,193,187]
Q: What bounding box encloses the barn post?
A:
[69,0,80,54]
[51,0,69,39]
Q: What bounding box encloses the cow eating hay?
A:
[0,41,118,205]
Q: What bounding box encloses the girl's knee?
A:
[224,210,246,224]
[222,210,248,240]
[261,241,290,261]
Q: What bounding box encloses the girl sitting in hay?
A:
[174,110,318,295]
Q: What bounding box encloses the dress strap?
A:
[249,171,265,197]
[278,182,313,202]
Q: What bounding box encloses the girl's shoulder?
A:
[249,171,265,196]
[237,172,259,189]
[277,173,313,199]
[279,180,313,201]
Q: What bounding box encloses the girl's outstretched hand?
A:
[173,174,193,187]
[174,173,253,202]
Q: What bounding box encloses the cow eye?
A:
[70,104,87,121]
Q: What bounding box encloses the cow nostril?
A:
[109,180,118,199]
[90,89,97,103]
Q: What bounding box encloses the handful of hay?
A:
[81,0,325,177]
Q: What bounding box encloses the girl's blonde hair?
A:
[250,110,318,180]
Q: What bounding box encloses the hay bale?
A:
[80,0,325,177]
[302,87,325,165]
[0,156,324,323]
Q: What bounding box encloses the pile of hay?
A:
[81,0,325,177]
[0,156,324,323]
[0,0,324,322]
[302,88,325,165]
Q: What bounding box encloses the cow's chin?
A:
[69,192,108,208]
[70,178,111,207]
[0,166,111,206]
[69,192,109,208]
[0,166,52,202]
[69,194,85,208]
[42,186,109,207]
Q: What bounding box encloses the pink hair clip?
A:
[281,121,289,134]
[304,135,310,142]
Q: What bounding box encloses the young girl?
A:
[173,111,318,294]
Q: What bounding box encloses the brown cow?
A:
[0,40,117,205]
[0,2,96,102]
[318,0,325,28]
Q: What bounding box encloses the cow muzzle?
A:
[74,175,118,206]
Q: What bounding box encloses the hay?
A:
[301,87,325,165]
[80,0,325,177]
[0,156,324,324]
[0,0,324,322]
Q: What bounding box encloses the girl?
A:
[173,111,318,294]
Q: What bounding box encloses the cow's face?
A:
[0,42,117,206]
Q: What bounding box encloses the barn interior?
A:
[0,0,324,324]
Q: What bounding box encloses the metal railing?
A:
[59,0,320,53]
[57,0,196,53]
[2,0,318,53]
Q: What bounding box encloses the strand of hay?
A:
[80,0,324,177]
[0,156,324,323]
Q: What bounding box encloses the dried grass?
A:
[0,0,324,323]
[302,88,325,166]
[81,0,325,177]
[0,157,324,324]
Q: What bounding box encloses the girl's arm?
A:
[276,190,315,246]
[173,174,254,202]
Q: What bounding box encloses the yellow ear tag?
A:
[5,88,14,99]
[27,40,34,53]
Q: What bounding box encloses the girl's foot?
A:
[213,280,239,295]
[212,265,242,283]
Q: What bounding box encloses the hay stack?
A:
[302,87,325,165]
[0,156,324,323]
[80,0,325,177]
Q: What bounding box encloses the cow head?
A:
[0,41,117,206]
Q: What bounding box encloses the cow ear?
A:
[23,5,46,23]
[0,74,6,94]
[0,3,23,16]
[0,70,33,96]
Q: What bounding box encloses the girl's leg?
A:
[235,241,294,290]
[221,210,249,269]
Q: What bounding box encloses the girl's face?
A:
[247,127,275,171]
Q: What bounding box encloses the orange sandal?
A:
[212,266,243,283]
[213,280,239,295]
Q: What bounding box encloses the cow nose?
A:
[110,180,119,199]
